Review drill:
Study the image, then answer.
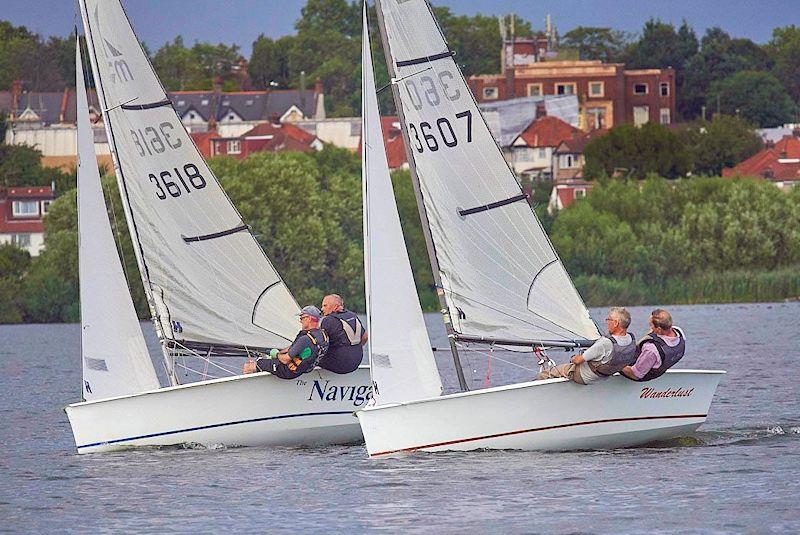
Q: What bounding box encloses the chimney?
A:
[765,139,775,149]
[505,67,516,99]
[10,80,23,121]
[270,112,281,126]
[208,76,223,129]
[314,77,323,95]
[59,87,70,123]
[793,127,800,139]
[535,100,547,118]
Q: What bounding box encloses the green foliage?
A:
[560,27,630,63]
[767,26,800,103]
[550,177,800,293]
[151,36,243,91]
[0,143,74,192]
[706,71,797,127]
[0,243,30,323]
[584,123,692,180]
[680,115,763,175]
[249,35,293,89]
[625,20,697,72]
[0,21,74,91]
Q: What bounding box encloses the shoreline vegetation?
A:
[1,147,799,324]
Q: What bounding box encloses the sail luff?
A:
[76,39,160,399]
[363,3,442,404]
[373,0,469,390]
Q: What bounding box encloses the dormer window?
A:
[177,100,186,106]
[201,99,209,106]
[41,200,51,214]
[482,87,498,100]
[12,200,38,217]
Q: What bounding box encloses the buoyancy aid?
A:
[630,326,686,382]
[287,328,330,373]
[324,310,364,348]
[587,332,637,377]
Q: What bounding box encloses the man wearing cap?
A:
[242,305,329,379]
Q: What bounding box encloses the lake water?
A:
[1,302,798,533]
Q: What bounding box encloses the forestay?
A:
[362,4,442,404]
[78,0,299,350]
[376,0,600,344]
[77,42,160,400]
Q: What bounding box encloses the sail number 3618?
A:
[408,110,472,153]
[148,163,207,200]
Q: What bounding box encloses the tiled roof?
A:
[242,122,317,145]
[516,115,582,148]
[0,219,44,233]
[189,130,218,158]
[3,186,54,199]
[722,135,800,180]
[555,128,607,154]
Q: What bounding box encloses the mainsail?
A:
[77,42,160,400]
[362,4,442,404]
[78,0,299,353]
[375,0,600,345]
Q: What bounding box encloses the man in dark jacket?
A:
[318,294,367,374]
[242,305,329,379]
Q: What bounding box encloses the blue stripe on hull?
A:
[77,410,355,450]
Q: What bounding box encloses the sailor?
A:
[318,294,368,374]
[537,307,636,384]
[621,309,685,381]
[242,305,329,380]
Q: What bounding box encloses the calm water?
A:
[1,302,798,533]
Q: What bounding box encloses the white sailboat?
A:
[65,0,370,454]
[356,0,724,457]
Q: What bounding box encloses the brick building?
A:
[722,131,800,190]
[0,186,54,256]
[468,56,676,131]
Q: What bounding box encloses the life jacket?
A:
[323,310,364,349]
[587,332,637,377]
[630,327,686,382]
[287,328,330,373]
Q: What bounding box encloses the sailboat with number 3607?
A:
[356,0,724,457]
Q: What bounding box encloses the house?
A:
[722,131,800,190]
[468,44,676,131]
[553,129,607,181]
[379,117,408,170]
[208,120,323,158]
[0,186,54,256]
[547,178,593,214]
[508,115,582,180]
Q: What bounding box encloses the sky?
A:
[3,0,794,57]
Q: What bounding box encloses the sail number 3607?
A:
[148,163,207,200]
[408,110,472,153]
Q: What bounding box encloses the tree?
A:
[680,115,763,176]
[680,28,771,119]
[625,20,697,71]
[560,27,630,63]
[0,143,74,193]
[706,71,797,127]
[248,35,293,89]
[151,36,205,90]
[766,26,800,103]
[0,243,31,323]
[584,123,692,180]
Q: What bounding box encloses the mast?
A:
[374,0,468,391]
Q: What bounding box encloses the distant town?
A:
[0,2,798,322]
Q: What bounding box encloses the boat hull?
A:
[66,366,371,454]
[356,370,724,456]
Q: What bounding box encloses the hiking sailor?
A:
[242,305,329,379]
[622,308,685,381]
[319,294,367,374]
[537,307,636,384]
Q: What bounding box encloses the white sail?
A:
[375,0,599,344]
[362,4,442,404]
[78,0,299,351]
[77,42,160,400]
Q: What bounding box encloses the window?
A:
[201,99,209,106]
[12,234,31,248]
[556,83,576,95]
[575,188,586,199]
[188,112,196,120]
[633,105,649,126]
[660,108,671,125]
[633,83,648,95]
[227,140,241,154]
[515,148,535,163]
[41,200,51,214]
[526,83,543,97]
[589,81,604,97]
[228,114,236,121]
[538,148,547,159]
[660,82,669,97]
[562,154,577,168]
[177,100,185,106]
[587,107,606,130]
[246,99,254,106]
[12,200,38,217]
[482,87,498,100]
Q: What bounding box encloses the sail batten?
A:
[78,0,300,349]
[375,0,600,344]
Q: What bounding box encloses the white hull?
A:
[357,370,724,457]
[66,366,371,454]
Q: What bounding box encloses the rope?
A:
[483,344,493,388]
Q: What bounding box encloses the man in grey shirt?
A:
[537,307,635,385]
